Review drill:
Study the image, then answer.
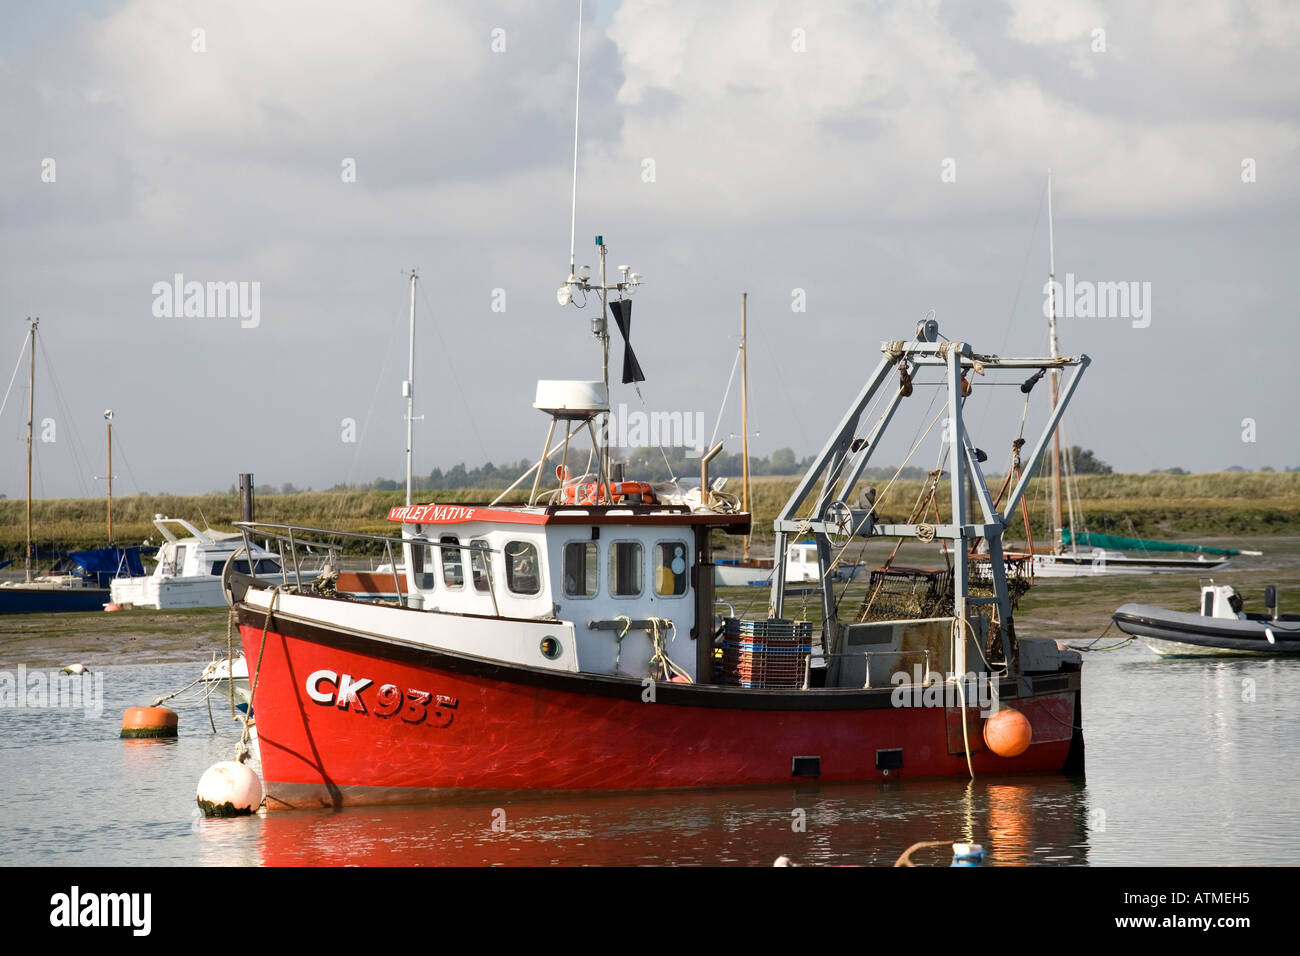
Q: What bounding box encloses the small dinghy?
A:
[1113,583,1300,657]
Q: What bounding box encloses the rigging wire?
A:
[631,382,679,483]
[420,283,489,464]
[340,282,410,487]
[0,331,28,424]
[110,429,143,496]
[753,309,813,452]
[35,332,91,500]
[707,345,743,452]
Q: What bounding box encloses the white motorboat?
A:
[110,516,287,609]
[199,654,252,713]
[715,541,862,587]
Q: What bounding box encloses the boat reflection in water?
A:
[245,776,1091,867]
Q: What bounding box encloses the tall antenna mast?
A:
[404,269,420,506]
[567,0,584,282]
[554,2,642,502]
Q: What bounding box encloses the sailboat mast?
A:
[105,410,113,542]
[1046,171,1063,549]
[405,270,419,507]
[741,293,751,560]
[25,318,36,583]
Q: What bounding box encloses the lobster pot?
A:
[720,618,812,689]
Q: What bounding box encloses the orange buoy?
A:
[120,706,178,739]
[983,707,1032,757]
[103,603,121,612]
[197,761,263,817]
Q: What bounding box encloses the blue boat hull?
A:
[0,588,110,614]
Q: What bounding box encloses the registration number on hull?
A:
[305,669,458,728]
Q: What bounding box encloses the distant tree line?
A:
[201,445,1299,496]
[1034,446,1113,476]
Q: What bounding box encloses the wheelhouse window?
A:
[505,541,542,595]
[470,538,492,593]
[609,541,643,597]
[440,535,464,589]
[654,542,689,596]
[211,558,281,576]
[563,541,598,598]
[411,543,436,591]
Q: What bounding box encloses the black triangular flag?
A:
[609,299,645,384]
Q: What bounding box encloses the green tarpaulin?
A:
[1061,529,1238,557]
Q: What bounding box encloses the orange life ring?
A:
[561,480,657,505]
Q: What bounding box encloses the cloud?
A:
[592,0,1300,224]
[0,0,1297,497]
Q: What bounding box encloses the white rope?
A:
[648,618,692,682]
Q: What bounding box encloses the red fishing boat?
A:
[226,302,1090,810]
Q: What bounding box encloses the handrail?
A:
[819,648,933,689]
[233,520,499,553]
[234,520,500,610]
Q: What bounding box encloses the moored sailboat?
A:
[1012,174,1257,576]
[0,319,146,613]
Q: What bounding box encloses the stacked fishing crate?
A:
[720,618,813,688]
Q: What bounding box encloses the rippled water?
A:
[2,637,1298,866]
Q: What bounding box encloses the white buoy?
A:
[196,761,263,817]
[61,663,89,675]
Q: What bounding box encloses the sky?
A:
[1,0,1297,501]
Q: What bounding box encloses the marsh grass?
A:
[2,472,1296,559]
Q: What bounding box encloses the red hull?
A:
[238,605,1080,810]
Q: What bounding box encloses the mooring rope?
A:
[234,587,281,764]
[149,672,207,708]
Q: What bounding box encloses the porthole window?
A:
[540,636,562,660]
